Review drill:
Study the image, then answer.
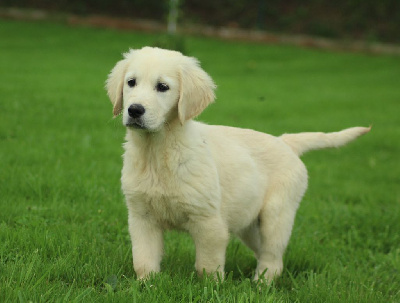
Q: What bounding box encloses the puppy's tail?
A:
[281,126,371,156]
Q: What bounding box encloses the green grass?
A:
[0,19,399,302]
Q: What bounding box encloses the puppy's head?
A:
[106,47,216,131]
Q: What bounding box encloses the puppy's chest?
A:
[137,193,191,229]
[122,139,221,228]
[123,156,216,229]
[126,179,197,229]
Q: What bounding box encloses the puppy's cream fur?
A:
[106,47,370,282]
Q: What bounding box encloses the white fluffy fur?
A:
[106,47,370,282]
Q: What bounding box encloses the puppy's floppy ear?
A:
[178,57,216,124]
[105,56,129,117]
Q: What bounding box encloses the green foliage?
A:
[183,0,400,42]
[1,0,166,18]
[0,20,399,302]
[2,0,399,42]
[153,34,187,54]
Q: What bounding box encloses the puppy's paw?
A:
[134,265,160,281]
[253,261,283,284]
[197,268,225,282]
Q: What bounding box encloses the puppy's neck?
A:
[125,119,195,151]
[124,119,199,175]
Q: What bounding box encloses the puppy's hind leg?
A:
[255,166,307,283]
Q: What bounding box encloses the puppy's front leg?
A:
[188,216,229,280]
[128,213,163,279]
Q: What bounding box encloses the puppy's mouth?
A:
[125,118,146,130]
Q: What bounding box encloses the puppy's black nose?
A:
[128,104,145,118]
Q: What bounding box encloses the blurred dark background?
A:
[2,0,399,43]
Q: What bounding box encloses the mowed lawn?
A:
[0,19,399,302]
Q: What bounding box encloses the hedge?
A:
[2,0,399,43]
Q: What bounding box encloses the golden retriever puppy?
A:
[106,47,370,282]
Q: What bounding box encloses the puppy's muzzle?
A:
[128,104,146,118]
[126,104,146,129]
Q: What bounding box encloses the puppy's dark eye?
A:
[156,82,169,92]
[127,78,136,88]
